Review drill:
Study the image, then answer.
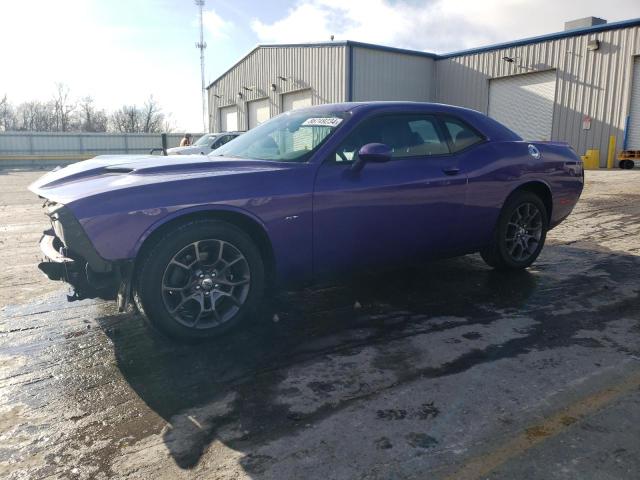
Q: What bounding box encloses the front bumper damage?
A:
[38,201,132,309]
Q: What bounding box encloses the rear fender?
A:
[534,141,583,224]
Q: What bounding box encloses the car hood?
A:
[167,145,204,155]
[29,154,298,205]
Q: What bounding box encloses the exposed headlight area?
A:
[41,201,110,272]
[44,199,65,215]
[37,199,125,302]
[44,200,69,248]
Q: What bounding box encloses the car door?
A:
[438,115,490,250]
[313,113,468,278]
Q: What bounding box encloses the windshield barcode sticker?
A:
[302,117,343,127]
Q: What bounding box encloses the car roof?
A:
[310,101,491,118]
[292,102,521,142]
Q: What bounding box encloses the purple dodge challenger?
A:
[30,102,583,340]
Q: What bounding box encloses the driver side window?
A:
[334,114,449,163]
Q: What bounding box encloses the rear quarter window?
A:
[443,117,484,153]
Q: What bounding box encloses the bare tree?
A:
[109,97,167,133]
[140,96,165,133]
[16,101,55,131]
[0,95,16,132]
[162,114,176,133]
[77,97,107,132]
[52,83,76,132]
[110,105,141,133]
[2,85,176,133]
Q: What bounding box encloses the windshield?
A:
[194,134,216,146]
[212,110,348,162]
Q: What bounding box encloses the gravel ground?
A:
[1,168,639,479]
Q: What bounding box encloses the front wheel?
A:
[480,192,549,271]
[134,219,265,341]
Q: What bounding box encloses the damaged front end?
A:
[38,200,132,309]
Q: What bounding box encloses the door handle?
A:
[442,167,460,176]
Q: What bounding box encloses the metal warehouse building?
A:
[207,17,640,166]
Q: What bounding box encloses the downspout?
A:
[347,44,353,102]
[433,57,439,102]
[622,115,630,150]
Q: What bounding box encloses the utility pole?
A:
[195,0,207,132]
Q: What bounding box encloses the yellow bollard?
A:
[607,135,616,169]
[583,149,600,170]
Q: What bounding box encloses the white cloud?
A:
[251,0,640,53]
[251,3,338,44]
[0,0,208,132]
[203,8,235,40]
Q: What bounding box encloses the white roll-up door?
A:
[248,98,270,129]
[488,70,557,141]
[282,90,312,112]
[220,106,238,132]
[627,57,640,150]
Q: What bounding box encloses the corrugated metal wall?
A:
[209,45,347,132]
[436,25,640,165]
[627,57,640,149]
[351,47,435,101]
[0,132,199,156]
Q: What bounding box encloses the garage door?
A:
[488,70,557,141]
[248,98,270,129]
[627,57,640,150]
[282,90,312,112]
[219,106,238,132]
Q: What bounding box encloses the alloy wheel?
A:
[161,239,251,329]
[504,202,543,262]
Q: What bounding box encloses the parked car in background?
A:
[30,102,583,341]
[167,132,242,155]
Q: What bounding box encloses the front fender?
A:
[76,200,270,261]
[130,204,271,258]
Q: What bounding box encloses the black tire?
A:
[134,219,265,341]
[619,159,635,170]
[480,191,549,271]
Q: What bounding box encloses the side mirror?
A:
[352,143,392,171]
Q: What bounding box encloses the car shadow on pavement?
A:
[98,241,640,474]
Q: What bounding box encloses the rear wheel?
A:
[134,219,265,341]
[480,192,548,271]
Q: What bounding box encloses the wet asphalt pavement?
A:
[1,169,640,479]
